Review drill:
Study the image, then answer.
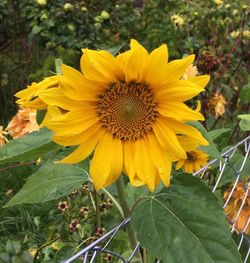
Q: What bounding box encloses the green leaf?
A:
[0,129,61,165]
[208,128,231,141]
[188,121,223,160]
[238,114,250,131]
[107,45,123,56]
[239,77,250,105]
[4,162,88,207]
[131,174,242,263]
[55,58,63,75]
[217,154,250,187]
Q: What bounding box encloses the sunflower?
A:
[175,136,209,174]
[16,40,209,191]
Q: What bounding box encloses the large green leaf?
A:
[4,162,89,207]
[0,129,61,165]
[131,174,242,263]
[188,121,223,160]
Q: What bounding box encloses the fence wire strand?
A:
[63,135,250,263]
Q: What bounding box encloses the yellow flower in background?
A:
[243,30,250,39]
[214,0,223,6]
[7,107,39,138]
[37,0,47,6]
[15,76,59,110]
[0,126,8,147]
[175,136,209,174]
[224,181,250,234]
[230,31,240,39]
[171,14,185,27]
[16,39,209,191]
[64,3,74,11]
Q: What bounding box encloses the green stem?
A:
[115,176,138,250]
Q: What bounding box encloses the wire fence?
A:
[63,135,250,263]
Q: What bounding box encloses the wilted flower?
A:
[69,219,80,233]
[0,126,8,147]
[82,184,90,193]
[64,3,74,11]
[70,189,78,199]
[104,254,112,262]
[95,227,106,238]
[58,201,70,212]
[79,206,89,218]
[6,107,39,139]
[171,14,185,27]
[196,52,220,73]
[207,92,227,118]
[224,181,250,234]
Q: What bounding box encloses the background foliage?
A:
[0,0,249,262]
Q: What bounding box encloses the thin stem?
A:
[115,176,138,250]
[94,189,101,228]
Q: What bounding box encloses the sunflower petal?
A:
[81,49,123,84]
[117,39,148,82]
[60,65,101,101]
[153,118,187,159]
[158,102,204,121]
[90,134,122,190]
[143,44,169,86]
[147,134,172,187]
[166,118,209,146]
[123,141,144,186]
[135,139,158,192]
[154,79,204,102]
[45,110,99,136]
[58,127,104,164]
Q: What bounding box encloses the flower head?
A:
[224,181,250,234]
[6,107,39,138]
[207,92,227,118]
[214,0,223,6]
[196,52,220,74]
[58,201,70,212]
[171,14,185,27]
[175,136,209,173]
[0,126,8,147]
[16,40,209,191]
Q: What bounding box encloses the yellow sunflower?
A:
[16,39,209,191]
[175,136,209,174]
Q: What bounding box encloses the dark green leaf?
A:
[131,174,242,263]
[0,129,61,165]
[4,162,89,207]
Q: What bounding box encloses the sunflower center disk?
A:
[97,82,158,141]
